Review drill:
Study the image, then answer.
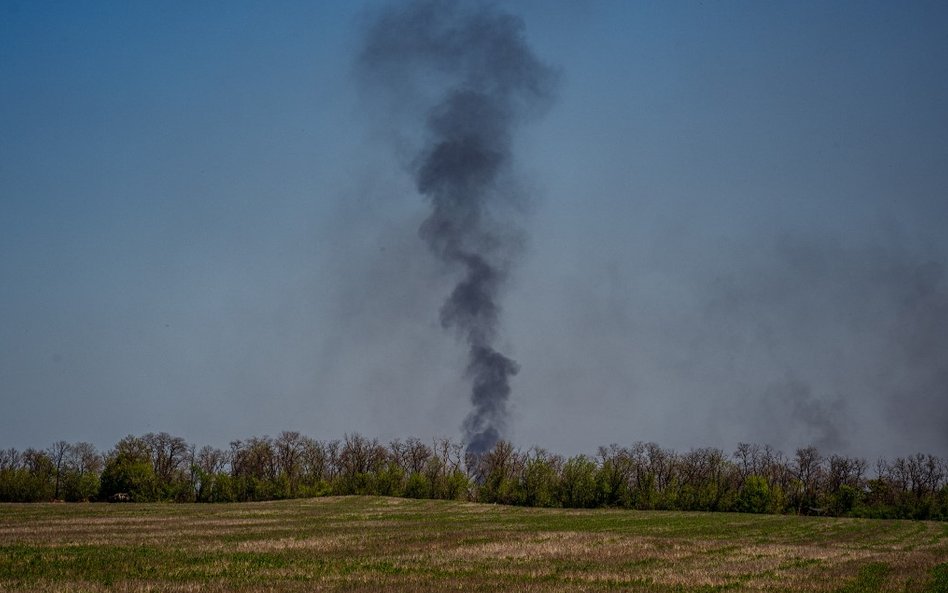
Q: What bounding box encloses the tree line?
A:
[1,433,946,520]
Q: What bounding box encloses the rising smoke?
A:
[358,1,557,453]
[691,234,948,456]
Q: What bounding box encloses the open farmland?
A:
[1,496,946,592]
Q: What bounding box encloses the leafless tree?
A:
[196,445,228,475]
[826,454,866,492]
[794,446,824,513]
[596,444,634,506]
[0,448,21,471]
[48,440,71,500]
[275,431,305,495]
[734,442,763,480]
[339,434,388,478]
[299,437,327,484]
[142,432,189,486]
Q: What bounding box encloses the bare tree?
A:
[275,431,305,495]
[404,438,432,475]
[794,446,824,514]
[734,442,762,480]
[826,454,866,492]
[142,432,189,486]
[48,440,71,500]
[597,444,634,507]
[0,448,21,471]
[196,446,228,475]
[325,440,341,481]
[69,442,102,477]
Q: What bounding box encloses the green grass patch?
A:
[0,497,945,592]
[927,563,948,593]
[835,562,889,593]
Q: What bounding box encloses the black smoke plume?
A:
[358,1,556,454]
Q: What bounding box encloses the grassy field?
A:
[0,496,946,592]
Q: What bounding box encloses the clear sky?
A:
[2,0,947,459]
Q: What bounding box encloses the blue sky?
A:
[2,1,947,458]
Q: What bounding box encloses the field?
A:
[1,497,946,592]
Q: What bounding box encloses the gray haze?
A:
[2,1,947,460]
[357,0,557,454]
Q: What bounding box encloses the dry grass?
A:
[1,496,946,592]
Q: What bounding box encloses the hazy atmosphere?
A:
[2,0,947,460]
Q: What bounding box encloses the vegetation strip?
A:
[2,434,946,520]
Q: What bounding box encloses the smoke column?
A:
[358,1,557,454]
